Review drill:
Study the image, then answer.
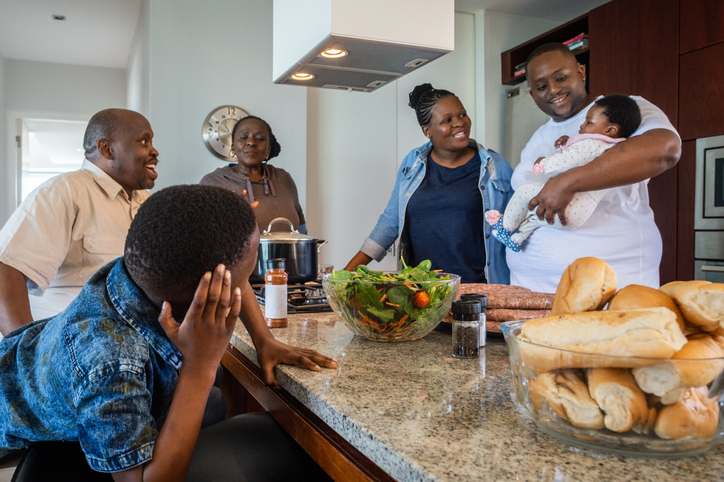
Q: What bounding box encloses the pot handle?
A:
[264,217,296,235]
[316,239,328,253]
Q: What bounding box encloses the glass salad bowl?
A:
[322,262,460,342]
[501,320,724,458]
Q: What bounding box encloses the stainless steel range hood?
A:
[273,0,454,93]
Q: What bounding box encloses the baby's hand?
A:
[531,163,545,174]
[554,136,569,149]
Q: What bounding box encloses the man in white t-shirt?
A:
[0,109,160,335]
[507,43,681,293]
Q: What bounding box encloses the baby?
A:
[486,94,642,252]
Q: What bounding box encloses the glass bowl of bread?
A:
[502,257,724,457]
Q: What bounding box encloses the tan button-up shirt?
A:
[0,160,150,295]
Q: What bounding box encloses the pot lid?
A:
[260,217,319,242]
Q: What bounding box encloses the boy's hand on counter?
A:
[255,338,338,386]
[159,264,243,380]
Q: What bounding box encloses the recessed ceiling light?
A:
[291,72,315,81]
[320,49,348,59]
[52,14,66,21]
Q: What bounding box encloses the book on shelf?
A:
[563,33,587,45]
[567,37,589,51]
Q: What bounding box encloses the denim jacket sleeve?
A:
[75,360,157,472]
[360,149,421,262]
[482,147,514,285]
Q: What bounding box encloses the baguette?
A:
[586,368,651,433]
[517,308,687,372]
[550,257,617,316]
[632,333,724,404]
[654,387,719,440]
[529,370,604,429]
[608,284,686,332]
[659,281,724,333]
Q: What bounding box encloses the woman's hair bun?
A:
[408,83,435,109]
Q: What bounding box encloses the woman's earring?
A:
[230,150,236,158]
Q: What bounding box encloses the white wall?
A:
[476,10,560,154]
[0,52,5,222]
[143,0,307,208]
[127,0,151,117]
[4,59,126,113]
[307,12,476,272]
[2,59,126,223]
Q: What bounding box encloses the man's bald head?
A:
[83,109,139,160]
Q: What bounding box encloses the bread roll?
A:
[586,368,650,432]
[517,308,687,372]
[659,281,724,333]
[550,257,617,316]
[529,370,604,429]
[654,386,719,440]
[608,284,686,332]
[632,333,724,404]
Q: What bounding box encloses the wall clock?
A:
[202,105,250,161]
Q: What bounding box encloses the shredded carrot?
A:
[379,294,387,303]
[385,302,400,307]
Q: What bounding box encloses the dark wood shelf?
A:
[501,14,588,85]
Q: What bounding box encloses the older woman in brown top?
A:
[199,116,307,233]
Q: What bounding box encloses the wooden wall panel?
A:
[589,0,679,121]
[679,43,724,141]
[588,0,680,283]
[680,0,724,54]
[676,141,696,281]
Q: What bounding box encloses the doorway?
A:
[20,118,87,201]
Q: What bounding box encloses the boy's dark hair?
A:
[408,83,456,127]
[124,185,257,298]
[594,95,642,138]
[525,42,577,74]
[231,115,281,161]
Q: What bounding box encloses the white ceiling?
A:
[0,0,608,70]
[0,0,142,69]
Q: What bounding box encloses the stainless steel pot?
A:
[249,218,328,285]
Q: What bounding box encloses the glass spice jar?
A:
[264,258,288,328]
[451,300,481,358]
[460,293,487,347]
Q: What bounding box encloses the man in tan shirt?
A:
[0,109,159,335]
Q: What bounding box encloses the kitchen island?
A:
[223,311,724,482]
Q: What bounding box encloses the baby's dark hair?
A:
[231,115,281,160]
[594,95,642,138]
[124,185,257,299]
[525,42,577,75]
[408,83,456,126]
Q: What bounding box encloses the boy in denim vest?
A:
[0,185,337,480]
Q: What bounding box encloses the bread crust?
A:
[660,281,724,333]
[586,368,650,432]
[529,370,604,429]
[632,333,724,404]
[550,257,617,316]
[654,387,719,440]
[608,284,686,332]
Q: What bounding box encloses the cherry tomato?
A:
[413,291,430,308]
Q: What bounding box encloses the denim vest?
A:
[361,140,513,284]
[0,258,180,472]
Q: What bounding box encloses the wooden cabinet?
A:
[680,0,724,54]
[679,42,724,141]
[589,0,680,284]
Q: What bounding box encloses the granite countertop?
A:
[230,313,724,482]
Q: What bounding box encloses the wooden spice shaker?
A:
[264,258,288,327]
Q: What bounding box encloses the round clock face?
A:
[202,105,250,161]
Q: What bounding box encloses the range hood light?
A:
[320,49,348,59]
[291,72,315,81]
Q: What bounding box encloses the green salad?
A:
[329,259,454,337]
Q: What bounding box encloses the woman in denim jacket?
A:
[345,84,514,284]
